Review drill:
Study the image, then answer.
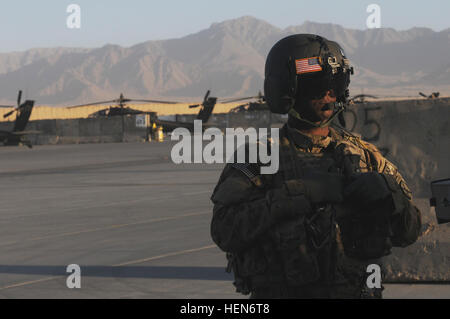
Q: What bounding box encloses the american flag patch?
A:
[295,57,322,74]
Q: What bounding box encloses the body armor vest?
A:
[225,125,394,293]
[269,125,342,285]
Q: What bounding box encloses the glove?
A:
[268,181,312,220]
[300,171,344,204]
[344,172,392,208]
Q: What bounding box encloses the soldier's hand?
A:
[344,172,392,207]
[300,171,344,204]
[268,182,312,220]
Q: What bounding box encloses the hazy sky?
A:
[0,0,449,52]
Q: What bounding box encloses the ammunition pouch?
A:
[339,173,414,259]
[267,180,313,221]
[339,200,394,260]
[272,212,321,285]
[226,242,284,294]
[226,252,252,295]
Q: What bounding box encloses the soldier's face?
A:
[303,89,336,122]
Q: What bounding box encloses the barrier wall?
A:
[0,116,148,145]
[344,97,450,199]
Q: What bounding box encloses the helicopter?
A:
[221,91,380,112]
[68,93,184,140]
[419,92,440,99]
[66,91,219,135]
[0,90,39,148]
[348,94,378,104]
[222,91,268,113]
[156,90,218,132]
[224,92,380,108]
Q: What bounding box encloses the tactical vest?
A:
[227,125,394,292]
[269,125,342,286]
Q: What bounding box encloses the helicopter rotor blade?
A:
[203,90,210,102]
[17,90,22,107]
[67,100,117,109]
[0,105,15,108]
[349,94,378,101]
[219,96,260,103]
[3,110,15,118]
[257,90,264,98]
[127,99,180,104]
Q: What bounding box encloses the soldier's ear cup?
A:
[264,75,294,114]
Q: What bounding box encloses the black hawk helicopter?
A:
[0,90,39,148]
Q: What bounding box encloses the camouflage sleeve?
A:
[210,164,312,253]
[380,159,422,247]
[362,139,422,247]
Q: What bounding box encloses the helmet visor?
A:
[297,66,350,100]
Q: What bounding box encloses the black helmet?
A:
[264,34,353,126]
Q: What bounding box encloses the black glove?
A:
[344,172,392,208]
[300,171,344,204]
[268,182,312,220]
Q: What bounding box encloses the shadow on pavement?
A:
[0,265,233,281]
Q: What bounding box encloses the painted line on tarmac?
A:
[113,244,217,267]
[0,276,56,291]
[0,157,168,178]
[0,211,210,247]
[183,190,212,196]
[0,191,211,221]
[0,245,218,291]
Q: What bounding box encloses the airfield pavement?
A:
[0,141,449,299]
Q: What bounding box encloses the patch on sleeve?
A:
[399,180,413,200]
[383,160,413,200]
[383,161,397,176]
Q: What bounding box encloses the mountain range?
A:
[0,16,448,105]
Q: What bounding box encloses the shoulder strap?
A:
[230,163,259,180]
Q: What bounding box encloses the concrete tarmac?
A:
[0,142,448,299]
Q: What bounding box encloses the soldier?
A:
[210,34,422,299]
